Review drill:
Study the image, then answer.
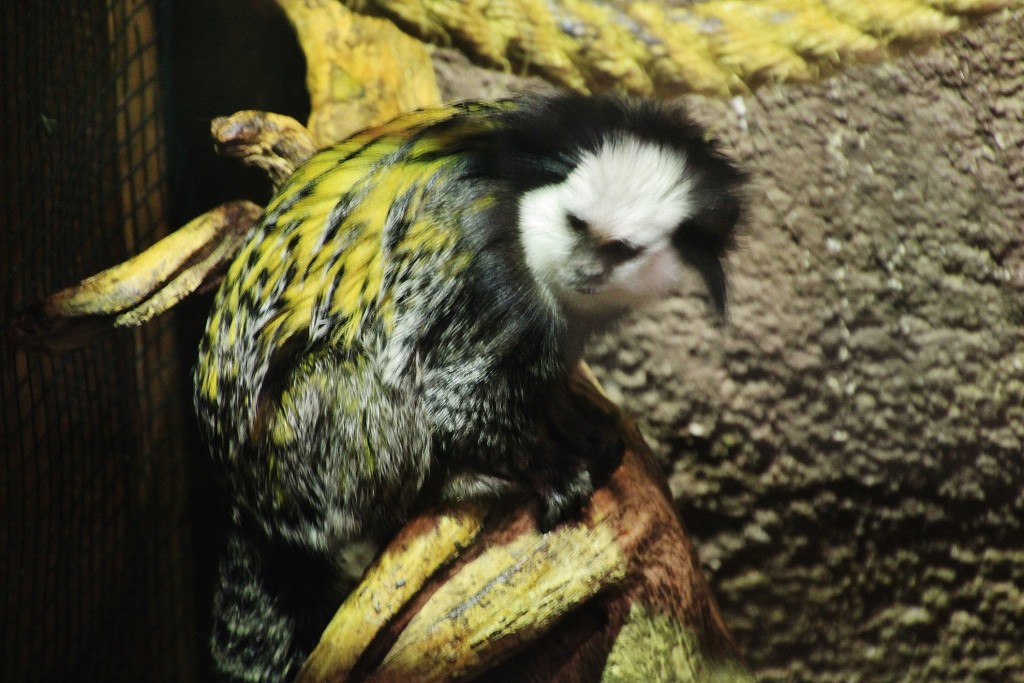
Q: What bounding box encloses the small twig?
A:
[211,111,319,189]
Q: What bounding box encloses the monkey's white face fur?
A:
[518,135,694,318]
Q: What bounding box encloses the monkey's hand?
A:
[531,366,626,530]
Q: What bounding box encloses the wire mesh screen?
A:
[1,1,197,680]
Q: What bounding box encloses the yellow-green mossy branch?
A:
[9,201,262,351]
[603,604,756,683]
[296,504,488,680]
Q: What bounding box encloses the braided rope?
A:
[353,0,1021,95]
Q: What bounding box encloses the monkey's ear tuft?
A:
[681,247,728,321]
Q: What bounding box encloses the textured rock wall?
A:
[442,10,1024,682]
[587,14,1024,682]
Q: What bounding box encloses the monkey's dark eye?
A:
[566,213,588,234]
[598,240,643,266]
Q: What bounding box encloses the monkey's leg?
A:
[257,348,432,551]
[215,349,433,681]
